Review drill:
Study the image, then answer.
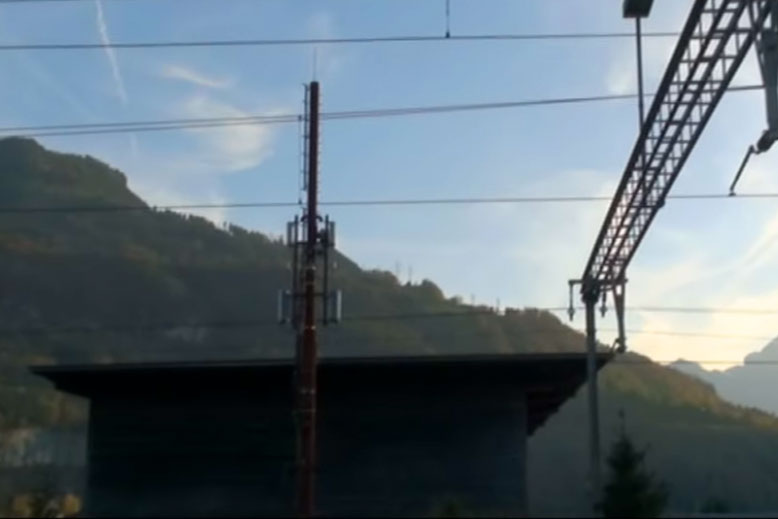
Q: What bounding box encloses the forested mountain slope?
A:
[1,138,777,515]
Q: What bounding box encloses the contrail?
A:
[95,0,128,104]
[95,0,136,157]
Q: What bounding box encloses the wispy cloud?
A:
[625,290,778,371]
[161,65,233,90]
[181,95,275,172]
[94,0,137,157]
[620,205,778,368]
[94,0,128,104]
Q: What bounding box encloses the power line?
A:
[605,328,774,342]
[4,191,778,214]
[617,359,778,365]
[5,115,299,138]
[0,200,297,213]
[0,242,771,320]
[0,311,498,336]
[553,305,778,317]
[342,310,496,321]
[0,0,159,2]
[0,0,224,2]
[629,306,778,316]
[0,32,682,52]
[7,315,773,366]
[0,114,301,134]
[0,94,640,138]
[1,310,775,339]
[0,196,611,214]
[2,311,777,366]
[321,192,778,204]
[3,85,760,139]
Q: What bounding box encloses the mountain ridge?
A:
[671,338,778,417]
[1,137,778,514]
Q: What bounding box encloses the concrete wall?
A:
[317,380,527,517]
[84,376,527,517]
[87,391,295,517]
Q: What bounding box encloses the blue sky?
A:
[1,0,778,367]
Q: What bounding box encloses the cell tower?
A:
[277,81,341,518]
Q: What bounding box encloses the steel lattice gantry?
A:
[574,0,777,510]
[584,0,772,294]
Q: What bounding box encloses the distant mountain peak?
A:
[669,358,706,373]
[672,358,702,366]
[744,336,778,363]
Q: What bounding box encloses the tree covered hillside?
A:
[1,138,778,515]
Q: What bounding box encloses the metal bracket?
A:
[568,279,581,320]
[729,145,756,195]
[277,289,342,326]
[612,281,627,354]
[599,290,608,318]
[282,214,341,329]
[756,1,778,152]
[730,1,778,195]
[568,277,628,354]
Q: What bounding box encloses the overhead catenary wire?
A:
[4,191,778,214]
[626,306,778,315]
[2,309,778,337]
[0,85,762,139]
[599,328,775,342]
[553,305,778,316]
[0,311,496,336]
[1,246,774,320]
[0,11,767,357]
[635,361,778,365]
[3,311,777,365]
[0,0,262,2]
[0,94,641,138]
[0,32,684,52]
[1,0,279,2]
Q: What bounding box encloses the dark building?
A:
[34,353,610,517]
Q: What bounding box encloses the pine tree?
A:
[597,428,668,518]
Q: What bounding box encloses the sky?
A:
[0,0,777,368]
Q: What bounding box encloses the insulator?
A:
[599,290,608,317]
[277,290,292,324]
[326,290,342,324]
[328,220,336,249]
[286,221,294,247]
